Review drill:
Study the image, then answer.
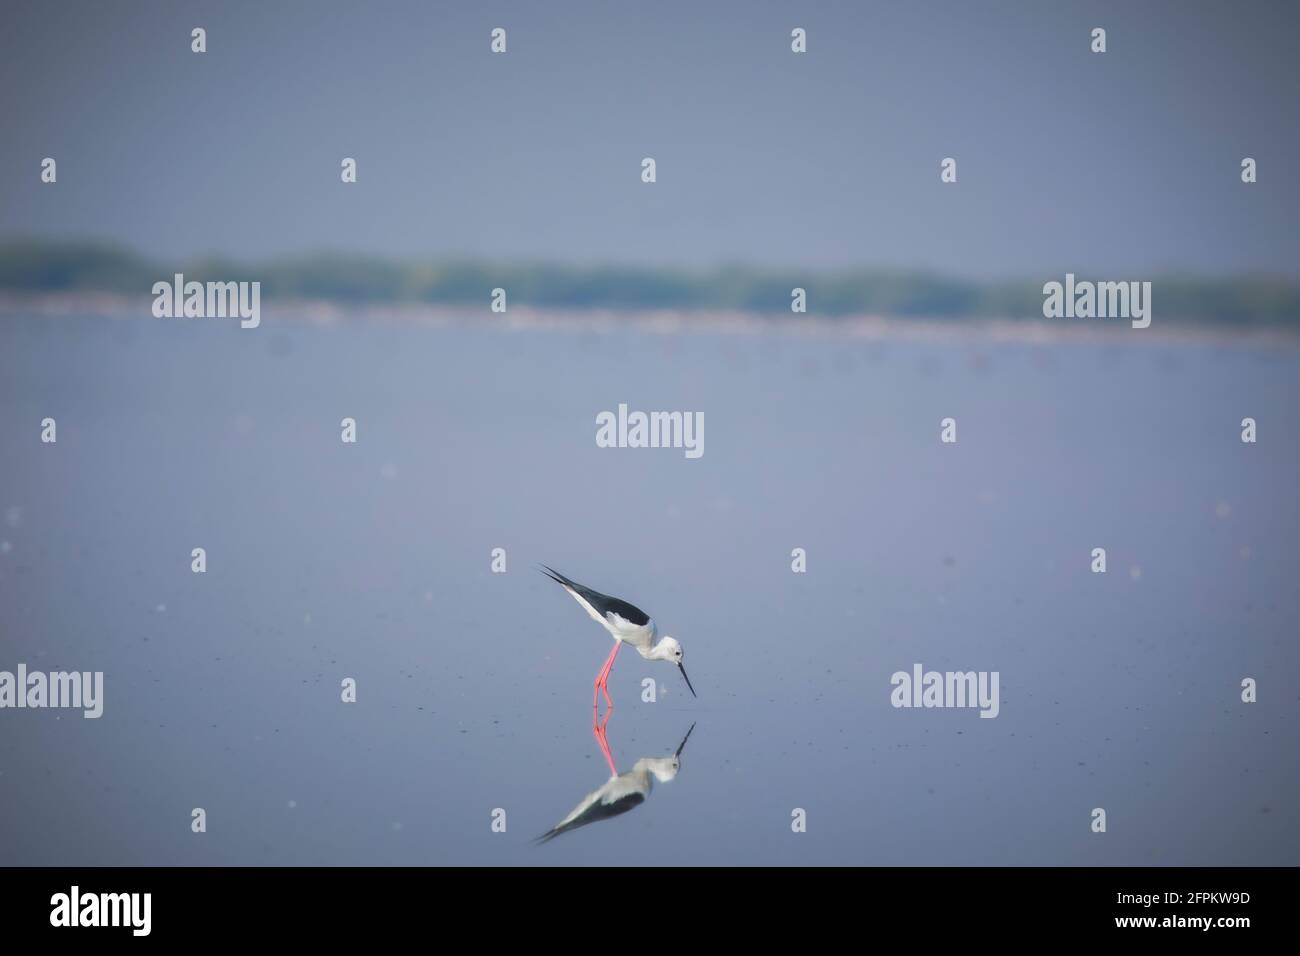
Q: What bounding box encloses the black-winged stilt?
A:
[537,722,696,843]
[539,565,696,722]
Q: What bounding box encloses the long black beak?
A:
[675,722,697,758]
[678,662,697,698]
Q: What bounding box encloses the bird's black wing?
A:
[538,565,650,627]
[534,791,647,844]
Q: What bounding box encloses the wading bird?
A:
[539,565,696,722]
[537,722,696,843]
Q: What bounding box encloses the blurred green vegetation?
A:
[1,238,1297,326]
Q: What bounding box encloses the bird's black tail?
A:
[537,564,576,589]
[533,827,565,845]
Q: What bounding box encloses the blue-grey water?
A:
[0,314,1296,865]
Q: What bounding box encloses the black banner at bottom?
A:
[0,866,1284,941]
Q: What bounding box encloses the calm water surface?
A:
[0,314,1296,865]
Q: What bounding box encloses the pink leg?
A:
[600,642,622,712]
[592,641,622,723]
[593,719,617,776]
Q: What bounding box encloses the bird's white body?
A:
[552,756,678,828]
[561,584,665,659]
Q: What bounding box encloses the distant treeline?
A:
[2,238,1298,326]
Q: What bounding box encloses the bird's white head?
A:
[637,755,682,783]
[637,722,696,782]
[656,636,682,662]
[654,636,696,698]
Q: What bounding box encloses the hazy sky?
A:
[1,0,1297,277]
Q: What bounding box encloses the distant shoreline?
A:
[2,238,1298,330]
[3,291,1297,348]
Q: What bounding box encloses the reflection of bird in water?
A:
[537,722,696,844]
[539,565,696,725]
